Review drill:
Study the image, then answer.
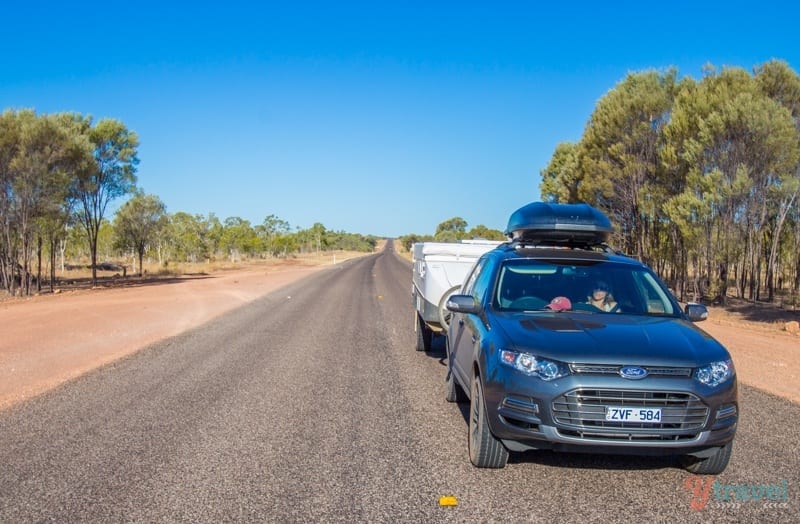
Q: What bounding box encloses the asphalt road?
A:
[1,241,798,523]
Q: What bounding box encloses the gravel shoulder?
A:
[0,263,327,410]
[1,258,798,410]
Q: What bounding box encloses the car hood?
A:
[494,312,730,367]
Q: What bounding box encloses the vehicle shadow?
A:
[33,273,215,294]
[450,400,678,471]
[509,449,677,471]
[423,334,448,365]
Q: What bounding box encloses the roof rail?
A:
[510,239,619,252]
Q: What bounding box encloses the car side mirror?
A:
[684,303,708,322]
[446,294,482,315]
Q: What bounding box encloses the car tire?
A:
[415,313,432,352]
[468,377,508,468]
[680,441,733,475]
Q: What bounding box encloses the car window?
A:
[492,259,679,317]
[461,258,485,296]
[470,258,495,304]
[495,262,555,310]
[630,270,676,315]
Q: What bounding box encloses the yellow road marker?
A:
[438,496,458,507]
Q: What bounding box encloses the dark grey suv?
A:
[445,203,737,474]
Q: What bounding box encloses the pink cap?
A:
[547,296,572,311]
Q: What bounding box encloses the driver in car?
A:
[587,281,620,312]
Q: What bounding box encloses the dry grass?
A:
[392,239,413,262]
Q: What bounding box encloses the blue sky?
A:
[2,1,798,238]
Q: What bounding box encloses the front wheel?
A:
[680,441,733,475]
[468,377,508,468]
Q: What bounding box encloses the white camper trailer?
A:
[412,240,502,351]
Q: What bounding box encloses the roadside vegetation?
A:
[398,216,505,252]
[542,60,800,307]
[0,110,376,297]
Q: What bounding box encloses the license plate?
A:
[605,407,662,423]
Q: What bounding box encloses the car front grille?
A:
[552,389,708,441]
[569,364,692,377]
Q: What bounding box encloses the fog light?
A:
[716,404,737,420]
[501,396,539,415]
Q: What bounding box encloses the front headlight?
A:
[499,350,570,381]
[694,359,735,387]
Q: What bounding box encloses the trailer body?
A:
[412,240,501,350]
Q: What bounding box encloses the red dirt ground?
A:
[0,264,325,410]
[1,262,798,410]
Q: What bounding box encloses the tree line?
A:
[0,109,376,297]
[540,60,800,306]
[398,216,505,250]
[110,209,376,272]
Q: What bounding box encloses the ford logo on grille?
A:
[619,366,648,380]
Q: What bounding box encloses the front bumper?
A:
[484,371,738,456]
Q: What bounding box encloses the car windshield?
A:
[493,259,679,317]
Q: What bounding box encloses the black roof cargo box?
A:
[505,202,612,246]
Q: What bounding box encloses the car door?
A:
[449,257,491,388]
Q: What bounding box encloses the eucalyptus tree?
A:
[790,210,800,296]
[166,212,209,262]
[38,113,94,292]
[755,60,800,299]
[305,222,328,253]
[398,233,434,251]
[260,214,291,237]
[662,72,742,301]
[270,233,297,258]
[467,224,506,241]
[220,216,258,261]
[63,221,89,263]
[575,69,678,261]
[205,213,224,259]
[434,216,468,242]
[74,118,139,285]
[663,66,799,303]
[96,220,116,263]
[113,193,168,276]
[0,110,22,293]
[540,141,581,204]
[4,111,85,295]
[256,213,291,257]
